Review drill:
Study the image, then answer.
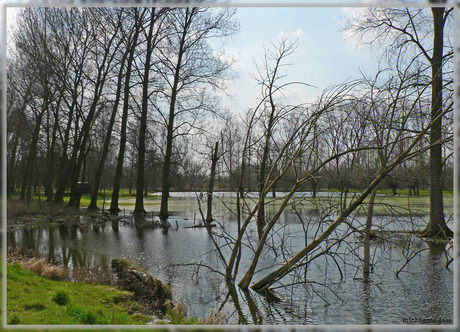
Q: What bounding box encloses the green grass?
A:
[252,191,453,217]
[8,187,454,222]
[6,262,152,325]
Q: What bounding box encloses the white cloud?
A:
[277,28,306,41]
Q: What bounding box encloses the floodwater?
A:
[7,192,454,325]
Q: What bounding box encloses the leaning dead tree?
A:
[200,35,452,294]
[250,97,452,293]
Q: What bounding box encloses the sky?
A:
[4,5,423,114]
[219,7,380,112]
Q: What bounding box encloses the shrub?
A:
[8,314,20,325]
[203,309,227,325]
[22,257,70,281]
[164,299,200,325]
[41,265,70,281]
[72,265,112,285]
[23,258,47,275]
[81,311,98,325]
[52,290,70,306]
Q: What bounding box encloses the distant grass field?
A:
[6,188,454,218]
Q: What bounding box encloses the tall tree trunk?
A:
[110,11,142,214]
[7,109,26,198]
[45,97,61,202]
[53,97,78,204]
[134,8,156,216]
[160,10,189,218]
[68,19,119,208]
[257,104,275,239]
[423,7,453,238]
[89,42,129,210]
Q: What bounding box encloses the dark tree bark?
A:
[110,10,143,214]
[345,6,453,238]
[20,107,46,201]
[134,8,164,216]
[159,9,189,218]
[422,7,453,238]
[68,10,121,208]
[89,10,130,211]
[206,141,219,223]
[158,8,236,218]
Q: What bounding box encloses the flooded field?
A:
[7,192,454,325]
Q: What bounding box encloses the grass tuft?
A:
[8,314,20,325]
[24,302,47,311]
[52,290,70,306]
[22,257,70,281]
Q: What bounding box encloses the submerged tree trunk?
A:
[423,7,452,238]
[134,8,157,216]
[206,141,219,223]
[159,11,188,219]
[250,127,431,292]
[363,187,377,282]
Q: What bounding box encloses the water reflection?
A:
[7,212,453,325]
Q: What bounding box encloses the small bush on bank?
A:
[52,290,70,306]
[22,257,70,281]
[8,314,20,325]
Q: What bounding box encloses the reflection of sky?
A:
[7,217,453,324]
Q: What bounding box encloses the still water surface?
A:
[7,193,453,325]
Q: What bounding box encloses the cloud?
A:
[277,28,306,41]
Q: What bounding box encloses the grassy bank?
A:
[7,262,152,325]
[6,257,227,326]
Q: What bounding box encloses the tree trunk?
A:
[110,10,141,214]
[160,10,189,218]
[363,187,377,282]
[89,38,129,210]
[206,141,219,223]
[53,98,78,204]
[134,9,156,216]
[68,22,119,209]
[423,7,453,238]
[20,109,46,201]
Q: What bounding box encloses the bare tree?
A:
[133,7,168,216]
[88,8,133,211]
[109,8,144,214]
[250,38,301,239]
[344,6,453,237]
[250,76,453,293]
[156,7,237,218]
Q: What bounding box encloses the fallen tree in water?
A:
[111,258,173,313]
